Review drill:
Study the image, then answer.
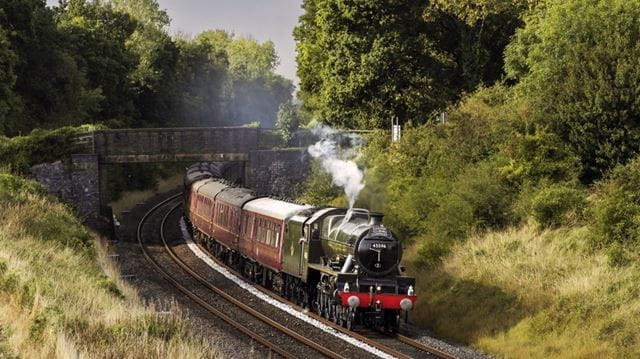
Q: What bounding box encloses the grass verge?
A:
[410,225,640,358]
[0,173,219,358]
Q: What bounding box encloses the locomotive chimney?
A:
[369,212,384,226]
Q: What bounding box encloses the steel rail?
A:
[137,194,296,359]
[159,200,345,359]
[396,335,458,359]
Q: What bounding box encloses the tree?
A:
[294,0,526,129]
[293,0,326,122]
[0,0,102,134]
[276,101,301,146]
[195,32,293,127]
[426,1,533,91]
[430,0,541,25]
[172,37,228,127]
[506,0,640,181]
[225,37,293,127]
[296,0,459,129]
[57,0,138,127]
[110,0,180,127]
[0,23,19,135]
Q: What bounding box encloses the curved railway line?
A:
[138,192,459,358]
[138,194,345,359]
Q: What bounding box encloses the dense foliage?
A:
[300,0,640,263]
[294,0,527,129]
[506,0,640,180]
[0,0,293,136]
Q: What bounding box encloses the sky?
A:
[46,0,304,86]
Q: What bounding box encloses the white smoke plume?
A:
[307,125,365,208]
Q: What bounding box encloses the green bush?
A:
[591,157,640,245]
[425,194,475,241]
[416,237,452,269]
[299,160,343,206]
[499,129,581,186]
[0,125,102,173]
[383,176,451,239]
[517,183,586,228]
[606,244,631,267]
[452,160,514,230]
[592,190,640,245]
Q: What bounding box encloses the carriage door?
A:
[299,224,311,276]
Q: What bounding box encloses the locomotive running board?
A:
[307,262,338,276]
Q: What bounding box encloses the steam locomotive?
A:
[183,163,416,332]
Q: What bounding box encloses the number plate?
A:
[371,242,388,249]
[370,227,391,237]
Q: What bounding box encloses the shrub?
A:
[606,244,630,267]
[416,237,452,269]
[425,194,476,241]
[452,160,515,230]
[592,190,640,245]
[591,156,640,245]
[517,183,586,228]
[499,129,581,186]
[0,125,102,173]
[276,101,301,147]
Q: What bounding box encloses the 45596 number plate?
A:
[371,242,388,249]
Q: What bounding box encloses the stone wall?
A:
[30,155,104,230]
[247,149,311,198]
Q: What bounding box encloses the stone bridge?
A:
[31,127,312,231]
[93,127,269,163]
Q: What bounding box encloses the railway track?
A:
[137,194,345,359]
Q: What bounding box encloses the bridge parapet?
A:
[93,127,264,163]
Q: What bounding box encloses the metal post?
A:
[391,117,402,142]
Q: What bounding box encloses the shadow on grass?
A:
[413,272,531,344]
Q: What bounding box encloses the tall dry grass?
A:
[410,225,640,358]
[0,174,220,358]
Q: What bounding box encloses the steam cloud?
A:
[307,125,365,208]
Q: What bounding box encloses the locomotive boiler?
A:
[183,162,416,332]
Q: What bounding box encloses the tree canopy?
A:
[506,0,640,180]
[295,0,527,129]
[0,0,294,136]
